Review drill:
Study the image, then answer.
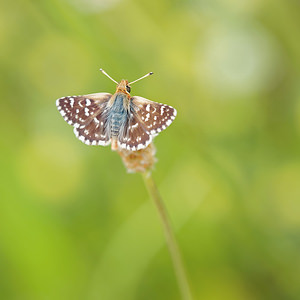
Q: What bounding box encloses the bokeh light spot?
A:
[66,0,123,13]
[196,23,284,96]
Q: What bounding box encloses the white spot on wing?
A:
[166,119,172,126]
[137,144,144,150]
[144,113,150,122]
[73,128,79,137]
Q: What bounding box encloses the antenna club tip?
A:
[149,72,153,75]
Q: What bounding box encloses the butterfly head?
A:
[116,79,131,95]
[99,69,153,97]
[99,69,154,95]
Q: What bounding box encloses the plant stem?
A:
[142,172,192,300]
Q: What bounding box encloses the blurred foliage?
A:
[1,0,300,299]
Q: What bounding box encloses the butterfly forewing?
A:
[131,96,177,136]
[56,93,112,145]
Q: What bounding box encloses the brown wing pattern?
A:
[118,113,152,151]
[73,111,111,146]
[131,96,177,136]
[56,93,112,145]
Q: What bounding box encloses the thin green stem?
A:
[142,172,193,300]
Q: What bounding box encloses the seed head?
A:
[117,143,156,173]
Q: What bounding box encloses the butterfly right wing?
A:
[131,96,177,136]
[118,112,152,151]
[56,92,112,145]
[118,96,177,151]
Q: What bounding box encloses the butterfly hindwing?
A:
[56,93,112,145]
[118,112,152,151]
[73,112,111,146]
[118,96,177,151]
[131,96,177,136]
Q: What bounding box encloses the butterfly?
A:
[56,69,177,151]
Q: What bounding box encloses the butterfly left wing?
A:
[56,93,112,145]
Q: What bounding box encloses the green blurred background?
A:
[1,0,300,299]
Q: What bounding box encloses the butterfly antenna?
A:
[99,69,118,84]
[129,72,153,85]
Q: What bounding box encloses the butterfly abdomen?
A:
[109,94,128,137]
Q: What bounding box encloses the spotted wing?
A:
[56,93,112,146]
[118,112,152,151]
[117,96,177,151]
[131,96,177,136]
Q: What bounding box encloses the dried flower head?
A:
[117,142,156,173]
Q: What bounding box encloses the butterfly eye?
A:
[126,85,131,93]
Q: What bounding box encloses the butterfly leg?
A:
[111,137,118,151]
